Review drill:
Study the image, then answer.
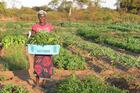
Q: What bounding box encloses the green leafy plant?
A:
[28,31,58,45]
[56,29,140,68]
[2,35,27,48]
[77,26,140,53]
[105,37,140,53]
[0,84,29,93]
[54,48,87,70]
[57,74,128,93]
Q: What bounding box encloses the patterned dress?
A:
[34,55,53,78]
[32,23,54,79]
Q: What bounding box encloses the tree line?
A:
[0,0,140,15]
[0,0,139,21]
[117,0,140,14]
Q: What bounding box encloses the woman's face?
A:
[38,15,46,23]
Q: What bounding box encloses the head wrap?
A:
[37,10,47,17]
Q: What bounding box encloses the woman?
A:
[29,10,54,87]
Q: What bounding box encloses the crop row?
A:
[77,28,140,53]
[52,21,140,32]
[105,37,140,53]
[107,23,140,32]
[54,48,87,70]
[54,29,140,68]
[57,75,128,93]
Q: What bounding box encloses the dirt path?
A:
[0,69,97,93]
[0,66,140,93]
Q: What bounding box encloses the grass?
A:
[1,45,28,70]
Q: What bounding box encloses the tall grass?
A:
[1,45,28,70]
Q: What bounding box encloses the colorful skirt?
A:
[34,55,53,79]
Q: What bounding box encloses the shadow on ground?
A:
[106,77,129,90]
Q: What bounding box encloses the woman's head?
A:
[37,10,47,24]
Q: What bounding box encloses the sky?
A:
[100,0,117,9]
[4,0,117,9]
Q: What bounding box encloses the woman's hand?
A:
[28,31,32,39]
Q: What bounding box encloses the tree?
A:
[32,5,52,11]
[77,0,103,7]
[48,0,59,10]
[48,0,101,20]
[115,0,121,10]
[117,0,140,14]
[58,0,73,16]
[0,1,6,15]
[93,0,101,7]
[48,0,73,19]
[77,0,90,4]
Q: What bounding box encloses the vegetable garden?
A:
[0,21,140,93]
